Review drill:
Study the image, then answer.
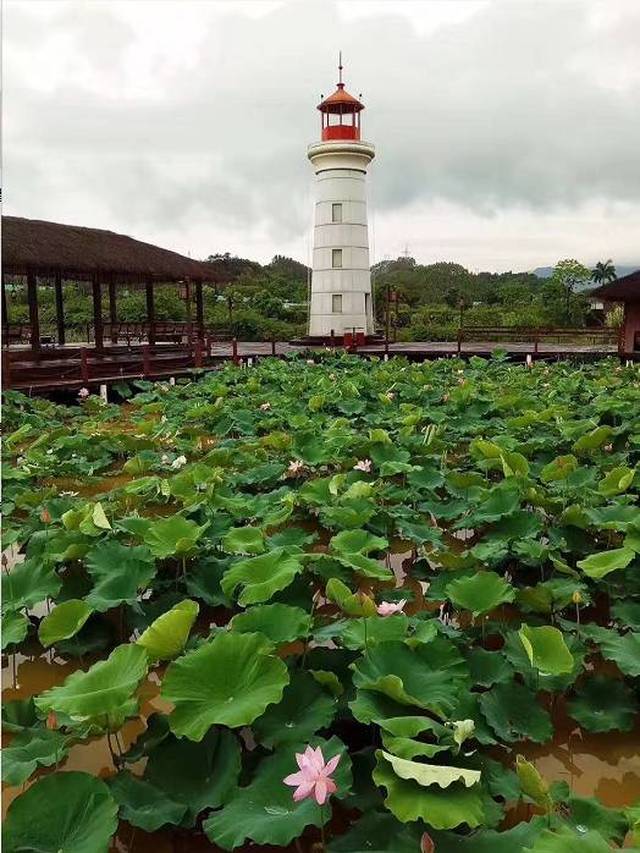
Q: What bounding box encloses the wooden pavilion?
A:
[592,269,640,358]
[2,216,223,390]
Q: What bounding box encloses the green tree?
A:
[550,259,591,324]
[591,259,617,286]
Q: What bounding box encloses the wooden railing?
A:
[455,326,621,353]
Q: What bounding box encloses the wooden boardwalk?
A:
[3,336,628,395]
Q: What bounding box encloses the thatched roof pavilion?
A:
[2,216,219,350]
[592,269,640,356]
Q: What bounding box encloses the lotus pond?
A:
[2,353,640,852]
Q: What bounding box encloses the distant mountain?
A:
[532,264,640,279]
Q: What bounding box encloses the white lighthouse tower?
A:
[307,58,375,341]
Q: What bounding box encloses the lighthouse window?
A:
[331,203,342,223]
[332,249,343,268]
[332,294,343,313]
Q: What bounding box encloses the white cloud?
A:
[4,0,640,270]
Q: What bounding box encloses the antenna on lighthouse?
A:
[338,51,343,87]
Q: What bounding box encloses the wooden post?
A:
[2,273,9,340]
[108,278,117,344]
[534,330,540,358]
[142,344,151,376]
[145,280,156,346]
[195,280,204,341]
[26,270,41,353]
[80,347,89,383]
[232,337,239,365]
[92,274,104,351]
[456,326,462,355]
[194,339,203,368]
[54,270,65,346]
[330,328,335,347]
[206,334,213,359]
[271,338,276,356]
[3,349,12,388]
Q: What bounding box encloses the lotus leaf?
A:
[372,751,485,829]
[143,515,206,558]
[330,529,389,554]
[108,771,188,831]
[162,631,289,738]
[479,683,553,743]
[35,643,148,727]
[38,598,93,648]
[221,547,304,605]
[85,540,156,611]
[446,572,515,617]
[577,547,635,580]
[230,602,311,644]
[2,727,69,785]
[518,625,574,676]
[567,675,638,732]
[352,638,469,718]
[2,610,29,649]
[2,558,61,614]
[466,649,513,687]
[136,598,199,661]
[2,771,118,853]
[327,810,424,852]
[380,751,481,788]
[222,525,266,554]
[523,826,612,852]
[581,626,640,677]
[253,671,337,747]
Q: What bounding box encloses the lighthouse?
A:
[307,58,375,340]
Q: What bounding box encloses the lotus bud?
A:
[572,590,582,605]
[40,508,52,525]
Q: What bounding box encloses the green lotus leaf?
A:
[186,554,233,607]
[372,751,484,829]
[518,625,574,676]
[560,793,630,846]
[598,466,635,497]
[567,675,638,732]
[339,615,409,650]
[327,810,424,852]
[1,558,61,614]
[230,603,311,644]
[108,771,187,831]
[446,571,515,617]
[222,525,266,555]
[540,455,578,483]
[380,751,481,788]
[464,484,521,525]
[2,610,29,650]
[577,547,635,580]
[2,697,38,733]
[330,529,389,555]
[611,601,640,631]
[2,727,70,786]
[204,736,352,850]
[581,626,640,677]
[143,514,206,558]
[381,733,448,761]
[35,643,148,727]
[162,631,289,738]
[221,547,304,605]
[38,599,93,648]
[572,425,614,454]
[2,771,118,853]
[523,826,612,852]
[143,726,241,825]
[352,638,469,718]
[333,551,395,580]
[85,540,156,611]
[479,683,553,743]
[466,649,513,687]
[253,671,337,747]
[136,599,199,662]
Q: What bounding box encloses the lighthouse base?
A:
[292,332,384,348]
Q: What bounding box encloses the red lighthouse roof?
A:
[317,55,364,141]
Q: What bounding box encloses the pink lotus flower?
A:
[376,599,406,617]
[78,387,90,399]
[353,458,372,473]
[283,745,341,805]
[287,459,305,476]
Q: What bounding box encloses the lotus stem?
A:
[363,616,369,653]
[319,803,326,851]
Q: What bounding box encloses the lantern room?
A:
[317,57,364,142]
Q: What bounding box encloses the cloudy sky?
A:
[4,0,640,272]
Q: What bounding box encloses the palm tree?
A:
[591,259,617,286]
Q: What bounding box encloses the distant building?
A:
[307,58,375,340]
[592,270,640,356]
